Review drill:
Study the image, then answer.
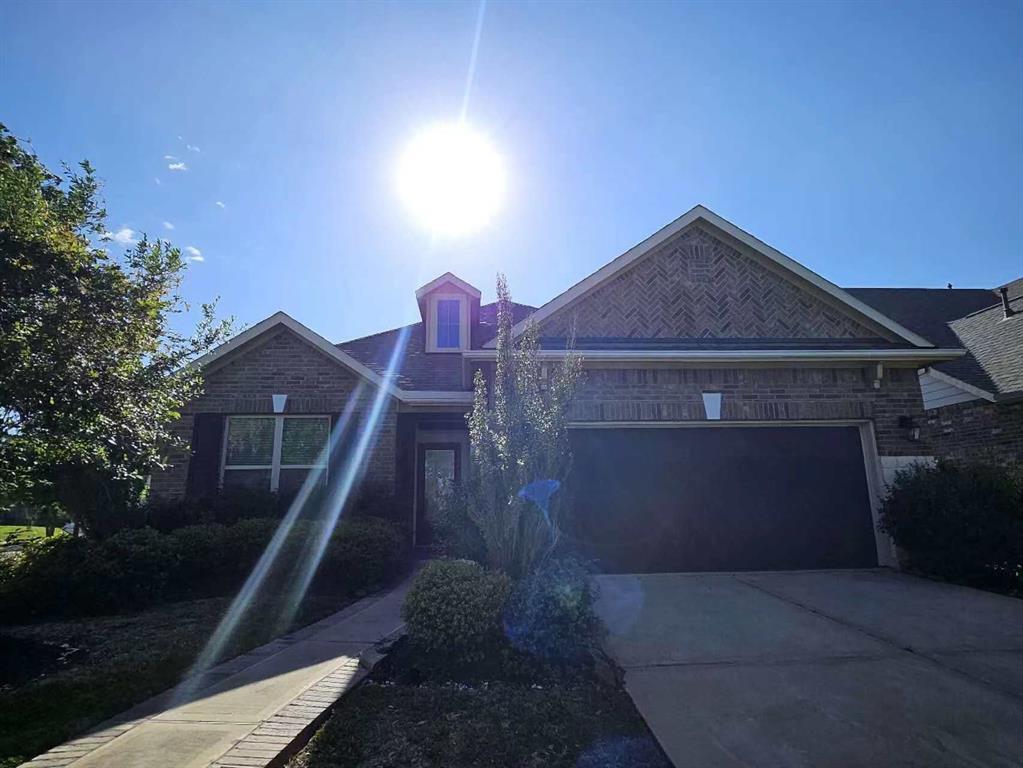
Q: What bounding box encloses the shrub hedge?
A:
[0,517,407,621]
[402,559,511,659]
[504,557,604,663]
[879,459,1023,594]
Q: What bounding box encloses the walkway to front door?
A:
[594,569,1023,768]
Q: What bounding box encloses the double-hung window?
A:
[436,298,461,349]
[222,415,330,494]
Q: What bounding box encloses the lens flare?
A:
[171,329,410,708]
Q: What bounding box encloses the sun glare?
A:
[397,121,505,237]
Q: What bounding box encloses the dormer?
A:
[415,272,481,353]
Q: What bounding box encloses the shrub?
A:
[145,488,283,532]
[879,460,1023,593]
[167,518,281,598]
[315,517,407,594]
[0,516,408,621]
[402,559,511,658]
[98,527,181,608]
[504,557,604,663]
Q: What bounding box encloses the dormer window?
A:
[426,293,469,352]
[415,272,481,353]
[437,299,461,349]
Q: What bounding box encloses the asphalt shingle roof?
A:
[336,301,535,391]
[848,285,1023,396]
[338,284,1022,397]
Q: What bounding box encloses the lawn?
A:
[0,525,61,543]
[0,592,350,768]
[289,637,670,768]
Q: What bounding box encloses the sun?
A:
[397,121,505,237]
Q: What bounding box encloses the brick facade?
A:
[539,224,889,341]
[922,399,1023,466]
[567,364,926,456]
[149,327,398,500]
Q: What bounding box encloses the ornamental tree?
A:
[455,274,582,578]
[0,124,231,536]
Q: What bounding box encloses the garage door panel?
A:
[566,426,877,573]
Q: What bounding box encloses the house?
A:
[846,280,1023,466]
[150,205,1017,574]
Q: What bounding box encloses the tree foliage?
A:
[441,275,581,578]
[0,124,231,536]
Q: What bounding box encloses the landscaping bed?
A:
[290,636,669,768]
[289,558,670,768]
[0,592,348,768]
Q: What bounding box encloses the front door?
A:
[415,443,461,547]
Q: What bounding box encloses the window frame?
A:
[220,414,331,492]
[425,292,469,352]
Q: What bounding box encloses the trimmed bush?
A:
[402,559,511,658]
[316,517,407,594]
[504,557,604,663]
[0,516,407,621]
[879,460,1023,593]
[144,488,283,532]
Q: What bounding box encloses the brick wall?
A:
[922,399,1023,466]
[150,327,398,499]
[539,224,889,341]
[566,364,926,456]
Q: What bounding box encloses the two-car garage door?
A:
[566,425,878,573]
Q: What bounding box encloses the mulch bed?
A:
[290,636,670,768]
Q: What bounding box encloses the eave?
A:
[463,348,966,364]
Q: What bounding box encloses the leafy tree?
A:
[0,124,231,537]
[438,275,581,578]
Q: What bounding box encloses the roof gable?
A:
[192,312,471,405]
[496,205,934,348]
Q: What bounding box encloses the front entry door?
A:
[415,443,461,547]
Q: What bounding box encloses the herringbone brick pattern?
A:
[540,224,883,340]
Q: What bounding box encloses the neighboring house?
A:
[848,280,1023,466]
[151,205,1014,574]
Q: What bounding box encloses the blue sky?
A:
[4,0,1021,342]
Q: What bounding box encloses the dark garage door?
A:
[566,426,877,573]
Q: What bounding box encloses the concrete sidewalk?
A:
[21,577,411,768]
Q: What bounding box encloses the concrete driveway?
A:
[594,569,1023,768]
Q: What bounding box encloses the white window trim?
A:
[221,414,331,492]
[426,292,469,353]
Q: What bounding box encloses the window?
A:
[436,298,461,349]
[222,415,330,493]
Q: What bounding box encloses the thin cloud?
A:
[162,221,175,230]
[215,201,226,209]
[154,177,162,186]
[168,162,188,171]
[101,227,138,246]
[187,144,201,153]
[184,246,203,262]
[164,154,178,161]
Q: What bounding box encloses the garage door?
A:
[566,426,877,573]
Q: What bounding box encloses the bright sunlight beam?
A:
[397,121,505,237]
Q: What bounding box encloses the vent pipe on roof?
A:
[1000,287,1015,319]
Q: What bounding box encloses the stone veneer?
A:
[150,327,397,500]
[922,399,1023,466]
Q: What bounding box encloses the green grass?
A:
[289,637,670,768]
[0,592,350,768]
[0,525,61,543]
